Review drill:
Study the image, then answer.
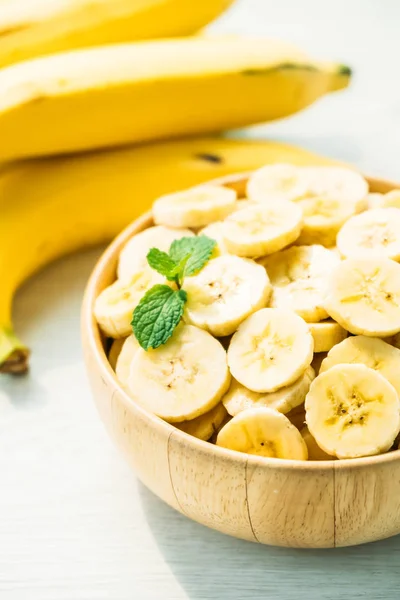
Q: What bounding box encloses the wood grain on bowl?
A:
[82,172,400,548]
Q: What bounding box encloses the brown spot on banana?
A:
[195,153,223,164]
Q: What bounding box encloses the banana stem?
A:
[329,64,352,92]
[0,327,30,374]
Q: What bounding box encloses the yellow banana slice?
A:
[114,334,140,386]
[320,335,400,396]
[295,196,358,247]
[108,338,125,371]
[329,246,342,259]
[199,222,230,255]
[337,207,400,261]
[305,364,400,459]
[175,403,228,441]
[227,308,314,393]
[222,366,315,417]
[127,324,230,422]
[380,189,400,209]
[246,163,310,203]
[152,184,237,228]
[250,165,368,247]
[323,257,400,336]
[183,255,271,337]
[366,193,384,210]
[118,225,194,282]
[233,200,257,210]
[94,269,165,338]
[303,166,368,211]
[221,201,302,258]
[247,164,368,210]
[300,426,335,460]
[216,407,308,460]
[308,319,347,352]
[198,203,256,255]
[261,245,340,322]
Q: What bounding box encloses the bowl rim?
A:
[82,169,400,471]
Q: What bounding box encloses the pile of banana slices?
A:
[95,164,400,461]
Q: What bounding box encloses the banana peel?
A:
[0,37,351,161]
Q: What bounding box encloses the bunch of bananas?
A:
[0,0,351,373]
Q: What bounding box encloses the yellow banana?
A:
[0,136,337,374]
[0,36,350,161]
[0,0,234,69]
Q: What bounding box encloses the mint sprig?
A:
[146,247,191,286]
[132,285,187,351]
[147,235,216,286]
[146,248,177,279]
[169,236,216,277]
[132,235,216,350]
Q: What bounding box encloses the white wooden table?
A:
[2,1,400,598]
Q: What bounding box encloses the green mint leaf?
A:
[146,248,178,280]
[168,253,191,286]
[169,237,199,263]
[169,235,216,277]
[132,284,187,350]
[177,288,187,302]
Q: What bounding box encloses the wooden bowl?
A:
[82,172,400,548]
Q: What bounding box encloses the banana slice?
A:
[311,352,327,375]
[127,324,230,422]
[246,163,310,203]
[381,189,400,209]
[175,403,228,441]
[247,164,368,211]
[227,308,314,393]
[308,319,347,352]
[118,225,194,281]
[94,269,166,338]
[221,201,302,258]
[234,200,256,210]
[152,184,237,228]
[295,196,358,247]
[108,338,125,371]
[337,208,400,260]
[199,222,230,255]
[199,204,256,255]
[261,245,340,322]
[291,166,367,246]
[320,335,400,396]
[323,257,400,336]
[216,407,308,460]
[329,246,342,260]
[114,334,141,386]
[183,255,271,337]
[305,364,400,459]
[300,426,335,461]
[303,166,368,211]
[366,193,384,210]
[222,367,315,417]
